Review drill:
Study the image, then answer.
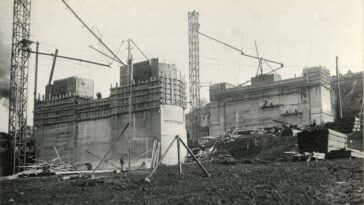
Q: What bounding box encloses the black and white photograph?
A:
[0,0,363,204]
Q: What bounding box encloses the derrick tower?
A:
[188,11,200,143]
[9,0,32,173]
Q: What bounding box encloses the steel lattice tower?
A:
[9,0,31,173]
[188,11,200,144]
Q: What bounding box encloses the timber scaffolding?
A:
[207,66,334,136]
[33,58,188,168]
[34,72,187,125]
[210,67,331,103]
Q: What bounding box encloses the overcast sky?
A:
[0,0,363,132]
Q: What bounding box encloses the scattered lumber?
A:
[56,170,117,175]
[7,160,77,179]
[347,148,364,159]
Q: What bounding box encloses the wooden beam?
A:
[179,137,210,177]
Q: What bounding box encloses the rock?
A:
[231,173,239,178]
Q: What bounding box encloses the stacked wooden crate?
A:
[297,128,347,154]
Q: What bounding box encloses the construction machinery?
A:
[187,10,284,144]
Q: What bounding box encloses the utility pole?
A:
[336,56,343,118]
[188,11,201,145]
[127,39,133,170]
[33,42,39,143]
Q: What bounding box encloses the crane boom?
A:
[27,50,111,68]
[198,31,284,69]
[61,0,126,66]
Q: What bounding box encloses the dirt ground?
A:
[0,159,363,205]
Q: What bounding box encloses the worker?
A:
[119,157,124,171]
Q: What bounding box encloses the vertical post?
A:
[33,42,39,140]
[177,135,182,174]
[336,56,343,119]
[306,75,311,123]
[127,39,133,171]
[48,49,59,85]
[150,139,156,168]
[128,147,131,171]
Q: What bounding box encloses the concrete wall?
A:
[209,92,305,134]
[35,59,187,169]
[35,122,76,162]
[111,109,161,169]
[76,119,112,169]
[46,77,94,99]
[309,86,334,124]
[160,105,188,165]
[208,67,334,137]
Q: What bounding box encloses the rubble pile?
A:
[187,130,298,164]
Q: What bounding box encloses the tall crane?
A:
[9,0,32,174]
[188,11,200,145]
[8,0,113,174]
[188,11,284,143]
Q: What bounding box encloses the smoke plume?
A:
[0,30,11,100]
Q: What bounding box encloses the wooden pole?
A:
[179,138,210,177]
[48,49,58,85]
[53,146,62,162]
[177,135,182,174]
[154,142,160,168]
[128,148,131,171]
[150,139,157,168]
[336,56,343,118]
[147,136,177,179]
[33,42,39,143]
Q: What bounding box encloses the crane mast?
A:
[9,0,32,173]
[188,11,201,145]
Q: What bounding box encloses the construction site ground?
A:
[0,158,363,205]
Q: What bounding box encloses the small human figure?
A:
[119,157,125,171]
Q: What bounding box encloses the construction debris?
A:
[6,159,89,180]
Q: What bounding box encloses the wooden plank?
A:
[347,148,364,159]
[328,129,347,139]
[150,140,157,168]
[56,170,116,175]
[328,135,347,143]
[154,142,161,168]
[328,141,345,148]
[177,135,182,174]
[351,152,364,159]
